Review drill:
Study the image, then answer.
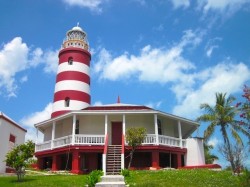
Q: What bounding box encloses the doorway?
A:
[111,122,122,145]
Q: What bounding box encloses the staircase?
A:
[106,145,122,175]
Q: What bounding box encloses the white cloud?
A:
[208,137,221,147]
[20,103,52,128]
[172,62,250,118]
[20,103,52,142]
[93,101,104,106]
[0,37,58,97]
[205,37,222,57]
[63,0,106,13]
[170,0,190,9]
[145,101,163,109]
[201,0,249,12]
[0,37,30,97]
[94,29,203,83]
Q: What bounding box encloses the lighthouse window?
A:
[68,57,73,65]
[65,97,70,107]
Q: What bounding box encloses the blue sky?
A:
[0,0,250,167]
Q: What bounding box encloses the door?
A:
[111,122,122,145]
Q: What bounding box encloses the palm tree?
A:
[204,143,218,164]
[197,93,250,171]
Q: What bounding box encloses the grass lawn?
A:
[0,169,247,187]
[0,175,88,187]
[125,169,244,187]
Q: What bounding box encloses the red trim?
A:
[53,90,90,103]
[51,110,71,118]
[179,164,221,169]
[35,145,104,157]
[104,134,108,154]
[56,71,90,83]
[35,144,186,157]
[83,105,151,111]
[0,113,27,132]
[59,48,91,66]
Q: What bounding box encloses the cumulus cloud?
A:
[0,37,30,97]
[172,62,250,118]
[0,37,58,97]
[20,103,52,128]
[170,0,190,9]
[62,0,107,13]
[94,29,203,83]
[20,103,52,142]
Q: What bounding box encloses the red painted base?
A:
[179,164,221,169]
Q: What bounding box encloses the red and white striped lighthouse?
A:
[51,24,91,118]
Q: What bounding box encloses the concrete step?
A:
[97,177,125,187]
[100,175,124,182]
[95,181,126,187]
[106,172,121,175]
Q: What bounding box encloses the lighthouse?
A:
[51,24,91,118]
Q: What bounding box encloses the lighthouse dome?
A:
[72,26,83,31]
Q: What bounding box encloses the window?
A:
[9,134,16,150]
[68,57,73,65]
[75,120,79,134]
[157,119,162,135]
[65,97,70,107]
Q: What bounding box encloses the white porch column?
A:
[122,114,126,136]
[51,121,55,150]
[121,114,126,169]
[105,114,108,135]
[154,114,159,145]
[178,120,183,148]
[35,128,38,144]
[72,114,76,145]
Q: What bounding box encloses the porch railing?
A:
[141,134,186,148]
[35,134,105,152]
[53,135,72,148]
[35,140,51,152]
[36,134,186,152]
[75,134,105,145]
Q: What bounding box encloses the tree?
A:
[204,143,218,164]
[236,85,250,148]
[5,140,35,181]
[126,127,146,168]
[197,93,250,172]
[218,143,246,174]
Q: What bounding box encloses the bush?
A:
[121,169,130,177]
[86,170,103,187]
[240,168,250,187]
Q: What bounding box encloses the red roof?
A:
[83,104,152,111]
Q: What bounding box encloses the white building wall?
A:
[0,117,26,173]
[186,137,205,166]
[125,115,154,133]
[79,115,105,134]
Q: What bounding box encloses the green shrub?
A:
[86,170,103,187]
[121,169,130,177]
[240,168,250,187]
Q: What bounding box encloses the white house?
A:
[0,112,27,173]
